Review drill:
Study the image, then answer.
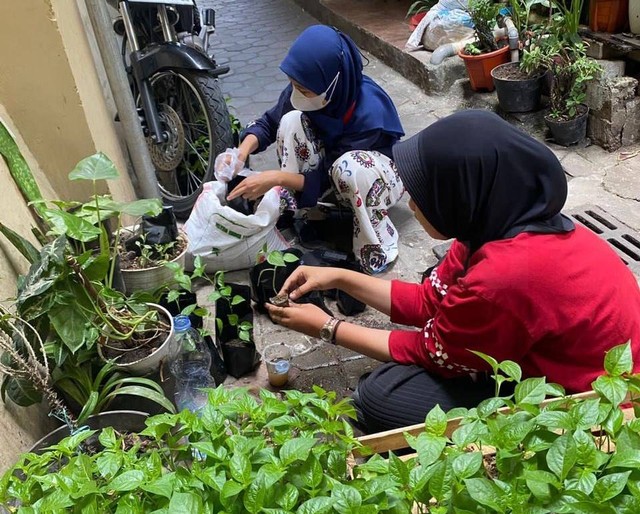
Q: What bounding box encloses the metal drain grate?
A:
[568,205,640,276]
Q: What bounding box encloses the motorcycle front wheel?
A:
[144,70,233,219]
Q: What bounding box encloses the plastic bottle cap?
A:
[174,315,191,333]
[274,360,290,374]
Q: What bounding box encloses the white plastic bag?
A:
[405,0,473,52]
[184,181,289,272]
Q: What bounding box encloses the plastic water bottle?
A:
[170,315,216,414]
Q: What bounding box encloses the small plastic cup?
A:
[263,343,292,387]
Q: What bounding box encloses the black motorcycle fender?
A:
[131,42,229,80]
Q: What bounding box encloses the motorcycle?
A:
[108,0,234,218]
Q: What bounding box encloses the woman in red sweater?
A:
[266,110,640,433]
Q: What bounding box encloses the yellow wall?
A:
[0,0,135,203]
[0,0,137,472]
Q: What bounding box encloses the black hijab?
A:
[392,110,574,254]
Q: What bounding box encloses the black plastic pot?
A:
[221,338,259,379]
[160,290,203,329]
[215,283,252,341]
[29,411,149,454]
[544,105,589,146]
[250,249,303,312]
[491,63,543,113]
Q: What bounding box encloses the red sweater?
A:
[389,226,640,393]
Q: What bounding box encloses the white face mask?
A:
[290,72,340,112]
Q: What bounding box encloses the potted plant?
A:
[209,270,258,379]
[249,246,302,314]
[459,0,510,91]
[117,208,189,294]
[491,0,550,112]
[407,0,437,30]
[0,303,173,436]
[492,46,548,112]
[544,40,602,145]
[0,153,181,382]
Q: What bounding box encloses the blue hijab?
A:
[280,25,404,147]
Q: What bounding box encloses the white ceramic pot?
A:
[120,233,188,294]
[99,303,179,376]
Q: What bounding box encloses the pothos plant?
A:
[0,147,171,411]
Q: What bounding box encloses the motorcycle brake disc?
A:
[147,104,185,172]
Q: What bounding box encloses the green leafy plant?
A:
[256,245,300,297]
[0,386,418,513]
[0,151,174,411]
[407,0,437,17]
[209,270,252,343]
[545,41,602,120]
[519,43,551,77]
[508,0,550,41]
[466,0,501,53]
[383,342,640,512]
[552,0,584,41]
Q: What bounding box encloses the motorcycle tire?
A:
[145,70,233,219]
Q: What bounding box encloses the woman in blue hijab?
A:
[225,25,405,274]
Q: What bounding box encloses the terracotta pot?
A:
[409,11,427,30]
[589,0,629,33]
[458,45,510,92]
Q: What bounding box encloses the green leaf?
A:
[608,449,640,469]
[279,437,316,466]
[44,208,102,242]
[593,471,631,502]
[515,377,547,405]
[141,472,176,499]
[547,433,577,480]
[499,360,522,382]
[69,152,119,181]
[267,252,285,267]
[424,404,448,436]
[108,470,144,491]
[243,478,268,514]
[0,222,40,263]
[283,253,299,263]
[452,420,486,448]
[277,483,299,511]
[230,452,252,485]
[470,350,499,373]
[221,480,244,499]
[593,375,628,408]
[77,391,99,424]
[604,343,633,376]
[96,452,122,478]
[103,385,175,414]
[3,375,42,406]
[231,295,245,306]
[524,469,560,501]
[464,478,507,513]
[49,299,89,354]
[409,432,447,466]
[389,453,410,486]
[169,492,203,514]
[297,496,333,514]
[536,410,575,430]
[572,399,602,431]
[452,451,483,479]
[299,454,324,489]
[119,198,163,217]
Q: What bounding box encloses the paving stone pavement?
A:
[198,0,640,399]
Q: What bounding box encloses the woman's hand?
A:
[227,171,281,201]
[280,266,344,301]
[265,302,330,338]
